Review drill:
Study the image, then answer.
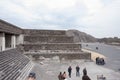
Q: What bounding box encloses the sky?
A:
[0,0,120,38]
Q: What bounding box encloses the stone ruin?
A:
[0,19,91,80]
[22,29,91,60]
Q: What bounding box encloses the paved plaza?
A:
[31,58,120,80]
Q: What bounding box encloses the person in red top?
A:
[62,71,67,80]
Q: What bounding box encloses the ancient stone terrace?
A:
[24,35,74,43]
[22,29,81,52]
[0,49,33,80]
[22,29,91,60]
[23,43,81,51]
[23,29,66,36]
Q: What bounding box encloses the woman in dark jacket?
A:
[82,72,91,80]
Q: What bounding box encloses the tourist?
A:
[27,77,36,80]
[62,71,67,80]
[68,66,72,78]
[58,72,62,80]
[96,47,98,50]
[76,65,80,77]
[82,72,91,80]
[83,67,87,75]
[96,57,99,64]
[96,57,105,65]
[101,58,105,65]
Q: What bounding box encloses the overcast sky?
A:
[0,0,120,38]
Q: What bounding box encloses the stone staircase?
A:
[22,29,91,60]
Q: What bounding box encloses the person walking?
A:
[68,66,72,78]
[62,71,67,80]
[76,65,80,77]
[58,72,62,80]
[83,67,87,75]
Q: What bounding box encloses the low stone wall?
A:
[23,44,81,51]
[24,36,73,43]
[82,49,105,61]
[25,52,91,60]
[23,29,66,36]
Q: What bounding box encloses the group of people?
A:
[58,66,91,80]
[68,65,80,78]
[96,57,105,65]
[58,71,67,80]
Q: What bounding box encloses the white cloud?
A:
[0,0,120,38]
[83,0,103,15]
[80,0,120,38]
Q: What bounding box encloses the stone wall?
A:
[0,21,90,59]
[0,19,22,34]
[23,43,81,51]
[24,36,73,43]
[22,27,91,60]
[23,29,66,36]
[26,52,91,60]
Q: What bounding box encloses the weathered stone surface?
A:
[0,19,22,34]
[23,43,81,51]
[0,19,91,60]
[24,36,74,43]
[23,29,66,36]
[22,29,91,60]
[25,52,91,60]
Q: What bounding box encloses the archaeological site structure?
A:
[0,19,91,80]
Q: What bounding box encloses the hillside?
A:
[98,37,120,46]
[66,30,97,42]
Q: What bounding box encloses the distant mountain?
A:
[97,37,120,46]
[66,30,97,42]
